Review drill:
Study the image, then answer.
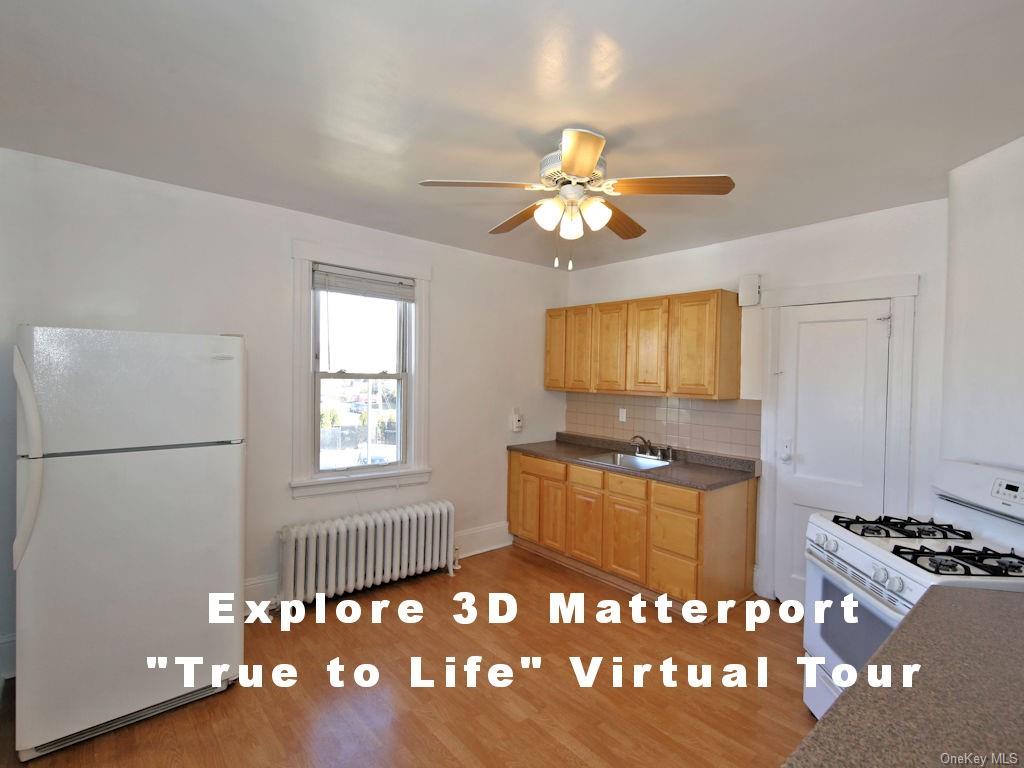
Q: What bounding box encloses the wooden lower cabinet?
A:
[538,478,567,552]
[508,452,756,603]
[602,494,647,583]
[647,548,699,601]
[566,485,603,566]
[518,472,541,543]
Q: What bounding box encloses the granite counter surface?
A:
[784,586,1024,767]
[507,433,756,491]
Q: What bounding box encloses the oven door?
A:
[803,549,906,679]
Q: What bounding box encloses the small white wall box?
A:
[738,274,761,306]
[510,408,524,433]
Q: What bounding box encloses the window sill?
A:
[290,466,432,498]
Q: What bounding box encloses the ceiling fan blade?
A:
[603,201,646,240]
[560,129,606,178]
[489,203,541,234]
[606,175,735,195]
[419,180,543,190]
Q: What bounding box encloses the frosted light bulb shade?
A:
[553,256,559,268]
[580,196,612,231]
[559,205,584,240]
[567,259,574,271]
[533,197,565,231]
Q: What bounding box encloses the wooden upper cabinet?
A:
[544,309,567,389]
[592,301,628,391]
[626,297,669,393]
[668,289,740,399]
[564,306,594,391]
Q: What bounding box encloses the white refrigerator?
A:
[13,326,245,761]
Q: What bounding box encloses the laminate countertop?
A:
[507,434,757,491]
[784,586,1024,768]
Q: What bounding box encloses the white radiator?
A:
[278,500,455,602]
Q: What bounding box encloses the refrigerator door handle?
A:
[13,461,43,570]
[14,346,44,569]
[14,346,43,458]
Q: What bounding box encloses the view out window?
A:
[312,264,414,473]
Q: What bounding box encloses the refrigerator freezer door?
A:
[16,326,245,456]
[15,444,244,752]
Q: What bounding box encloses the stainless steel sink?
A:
[585,452,670,471]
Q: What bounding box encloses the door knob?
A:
[779,439,793,463]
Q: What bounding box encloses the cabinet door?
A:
[602,495,647,583]
[567,486,603,566]
[565,306,594,391]
[592,301,628,391]
[648,548,699,601]
[544,309,567,389]
[507,453,522,536]
[668,291,719,397]
[627,297,669,393]
[539,479,567,552]
[518,473,541,543]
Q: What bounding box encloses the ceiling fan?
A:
[420,128,734,243]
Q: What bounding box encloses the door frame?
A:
[754,275,919,599]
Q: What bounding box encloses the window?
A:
[290,244,430,497]
[312,264,413,474]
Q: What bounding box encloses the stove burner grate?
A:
[832,515,972,540]
[894,545,1024,577]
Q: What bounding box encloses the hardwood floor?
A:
[0,546,814,767]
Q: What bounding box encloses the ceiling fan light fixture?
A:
[580,196,612,231]
[533,197,565,231]
[559,202,584,240]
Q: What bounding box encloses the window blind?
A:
[313,263,415,302]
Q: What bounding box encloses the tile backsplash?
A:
[565,392,762,459]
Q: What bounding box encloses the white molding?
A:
[755,307,781,599]
[290,244,431,496]
[760,274,919,308]
[290,466,431,498]
[0,633,15,680]
[292,239,433,281]
[244,574,279,604]
[884,296,916,515]
[455,521,513,560]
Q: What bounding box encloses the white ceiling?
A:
[3,1,1024,269]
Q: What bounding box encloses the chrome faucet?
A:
[630,435,653,456]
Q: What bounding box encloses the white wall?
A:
[568,200,949,517]
[0,149,568,663]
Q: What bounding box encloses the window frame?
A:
[290,241,431,497]
[311,287,410,474]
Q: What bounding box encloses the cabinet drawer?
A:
[648,549,699,602]
[605,472,648,500]
[651,506,700,561]
[568,464,603,489]
[519,455,567,481]
[652,482,700,513]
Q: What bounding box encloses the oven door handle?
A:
[805,549,906,625]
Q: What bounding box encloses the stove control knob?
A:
[872,566,889,584]
[887,576,905,593]
[825,538,839,553]
[814,533,826,547]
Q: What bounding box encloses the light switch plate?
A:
[618,408,627,423]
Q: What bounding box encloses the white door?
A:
[16,325,245,455]
[15,444,244,751]
[774,300,891,601]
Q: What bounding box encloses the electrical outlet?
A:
[510,408,524,433]
[618,407,627,423]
